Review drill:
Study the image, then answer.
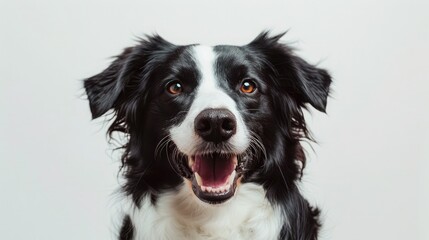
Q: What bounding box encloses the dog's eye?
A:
[166,81,183,95]
[240,79,257,94]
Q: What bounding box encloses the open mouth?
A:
[188,153,239,204]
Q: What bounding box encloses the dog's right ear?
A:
[84,47,134,119]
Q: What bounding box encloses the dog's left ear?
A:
[249,32,332,112]
[287,54,332,112]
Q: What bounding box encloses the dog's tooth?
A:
[231,171,236,183]
[195,172,203,186]
[201,186,207,192]
[206,186,212,193]
[226,171,236,185]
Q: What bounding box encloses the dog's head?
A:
[84,32,331,205]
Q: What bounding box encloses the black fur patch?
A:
[119,215,134,240]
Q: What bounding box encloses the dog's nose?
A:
[194,108,237,143]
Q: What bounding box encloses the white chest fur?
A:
[127,183,283,240]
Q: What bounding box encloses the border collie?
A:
[84,31,331,240]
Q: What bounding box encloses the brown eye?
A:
[167,81,183,95]
[240,79,256,94]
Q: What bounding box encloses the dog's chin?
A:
[185,153,241,204]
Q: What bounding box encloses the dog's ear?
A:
[84,47,134,119]
[286,54,331,112]
[249,32,332,112]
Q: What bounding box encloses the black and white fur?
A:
[84,32,331,240]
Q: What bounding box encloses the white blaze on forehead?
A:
[188,46,237,109]
[169,45,249,155]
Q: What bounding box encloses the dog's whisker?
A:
[154,135,171,160]
[165,139,184,177]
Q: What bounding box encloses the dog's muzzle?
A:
[178,108,242,204]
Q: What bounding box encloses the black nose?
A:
[194,108,237,143]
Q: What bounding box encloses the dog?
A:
[84,31,331,240]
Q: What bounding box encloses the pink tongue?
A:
[194,154,235,187]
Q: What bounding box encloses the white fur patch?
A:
[127,183,283,240]
[169,45,249,155]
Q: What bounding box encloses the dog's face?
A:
[167,45,271,203]
[84,32,331,205]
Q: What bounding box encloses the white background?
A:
[1,0,428,239]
